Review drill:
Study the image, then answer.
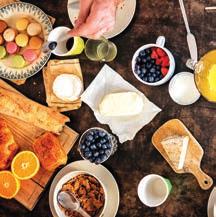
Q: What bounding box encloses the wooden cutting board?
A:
[0,79,79,210]
[152,119,213,190]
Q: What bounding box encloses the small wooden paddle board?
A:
[152,119,213,190]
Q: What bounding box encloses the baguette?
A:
[0,87,69,134]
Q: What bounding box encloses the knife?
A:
[179,0,198,62]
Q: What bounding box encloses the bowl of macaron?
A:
[132,36,175,86]
[78,127,118,164]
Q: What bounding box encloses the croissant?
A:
[0,118,19,170]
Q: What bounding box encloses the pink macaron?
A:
[6,42,19,54]
[23,49,37,62]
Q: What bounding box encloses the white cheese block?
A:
[99,92,144,117]
[52,74,83,102]
[161,135,189,170]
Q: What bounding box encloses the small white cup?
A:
[48,26,84,56]
[137,174,172,207]
[132,36,175,86]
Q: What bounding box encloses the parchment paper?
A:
[81,65,161,143]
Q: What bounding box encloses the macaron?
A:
[16,18,29,31]
[0,46,6,59]
[23,49,37,62]
[0,35,4,45]
[10,55,25,68]
[3,28,17,42]
[15,33,29,47]
[0,20,7,33]
[29,36,43,49]
[6,42,19,54]
[27,22,42,36]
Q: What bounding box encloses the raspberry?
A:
[161,67,169,76]
[161,56,170,67]
[151,50,158,59]
[156,58,162,65]
[156,48,166,57]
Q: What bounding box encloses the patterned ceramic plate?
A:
[0,2,52,80]
[67,0,136,39]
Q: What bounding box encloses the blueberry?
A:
[156,65,161,70]
[152,73,157,78]
[145,48,151,54]
[156,70,161,75]
[97,142,102,148]
[151,59,155,64]
[99,150,105,155]
[148,76,155,83]
[136,56,141,63]
[100,139,106,144]
[135,69,142,75]
[141,58,147,64]
[85,141,91,146]
[85,147,90,152]
[155,77,160,82]
[141,68,147,74]
[101,154,108,162]
[105,149,111,156]
[90,144,97,150]
[99,131,106,137]
[146,63,152,69]
[84,151,92,159]
[106,143,112,149]
[150,68,156,73]
[146,56,151,62]
[95,157,102,164]
[143,77,148,82]
[89,131,94,136]
[87,135,94,141]
[81,144,86,150]
[102,144,107,149]
[139,50,146,57]
[93,152,100,157]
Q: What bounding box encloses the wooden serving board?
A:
[0,79,79,210]
[152,119,213,190]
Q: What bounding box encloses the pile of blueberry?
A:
[134,47,170,83]
[79,128,113,164]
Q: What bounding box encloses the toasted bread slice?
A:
[32,132,67,171]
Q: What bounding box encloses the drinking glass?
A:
[85,37,117,62]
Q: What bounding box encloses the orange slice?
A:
[11,151,40,180]
[0,171,20,199]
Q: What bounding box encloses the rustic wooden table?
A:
[0,0,215,217]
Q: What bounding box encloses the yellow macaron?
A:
[16,18,29,31]
[15,33,29,47]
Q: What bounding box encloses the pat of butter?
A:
[99,92,144,117]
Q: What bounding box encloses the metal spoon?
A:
[179,0,198,62]
[57,191,91,217]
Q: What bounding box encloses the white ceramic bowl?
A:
[53,170,107,217]
[132,36,175,86]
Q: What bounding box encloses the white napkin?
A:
[81,65,161,143]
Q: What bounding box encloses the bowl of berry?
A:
[78,128,118,164]
[132,36,175,86]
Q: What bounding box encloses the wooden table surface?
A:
[0,0,215,217]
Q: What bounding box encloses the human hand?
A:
[68,0,119,39]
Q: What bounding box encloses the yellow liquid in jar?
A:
[195,50,216,102]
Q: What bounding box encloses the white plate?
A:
[49,160,120,217]
[208,187,216,217]
[67,0,136,39]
